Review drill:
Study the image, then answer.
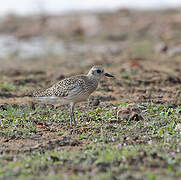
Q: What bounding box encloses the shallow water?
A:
[0,35,64,58]
[0,35,126,59]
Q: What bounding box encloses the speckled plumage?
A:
[33,66,114,125]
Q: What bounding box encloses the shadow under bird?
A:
[33,66,114,126]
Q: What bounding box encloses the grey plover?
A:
[33,66,114,125]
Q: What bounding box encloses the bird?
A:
[33,66,114,126]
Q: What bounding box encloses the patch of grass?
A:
[131,40,153,58]
[0,143,180,179]
[0,81,16,92]
[0,105,37,137]
[0,102,181,179]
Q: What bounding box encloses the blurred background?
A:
[0,0,181,61]
[1,2,181,179]
[0,0,181,102]
[1,0,181,15]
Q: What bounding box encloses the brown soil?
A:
[0,9,181,152]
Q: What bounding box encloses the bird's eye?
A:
[97,70,101,73]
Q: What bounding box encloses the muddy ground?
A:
[0,9,181,179]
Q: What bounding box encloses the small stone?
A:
[93,99,100,106]
[117,104,144,121]
[0,104,8,111]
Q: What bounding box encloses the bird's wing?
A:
[53,77,85,98]
[65,85,83,99]
[33,77,85,104]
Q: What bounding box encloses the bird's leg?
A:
[70,103,76,126]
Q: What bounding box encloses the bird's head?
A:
[88,66,114,80]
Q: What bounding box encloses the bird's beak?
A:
[104,72,114,77]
